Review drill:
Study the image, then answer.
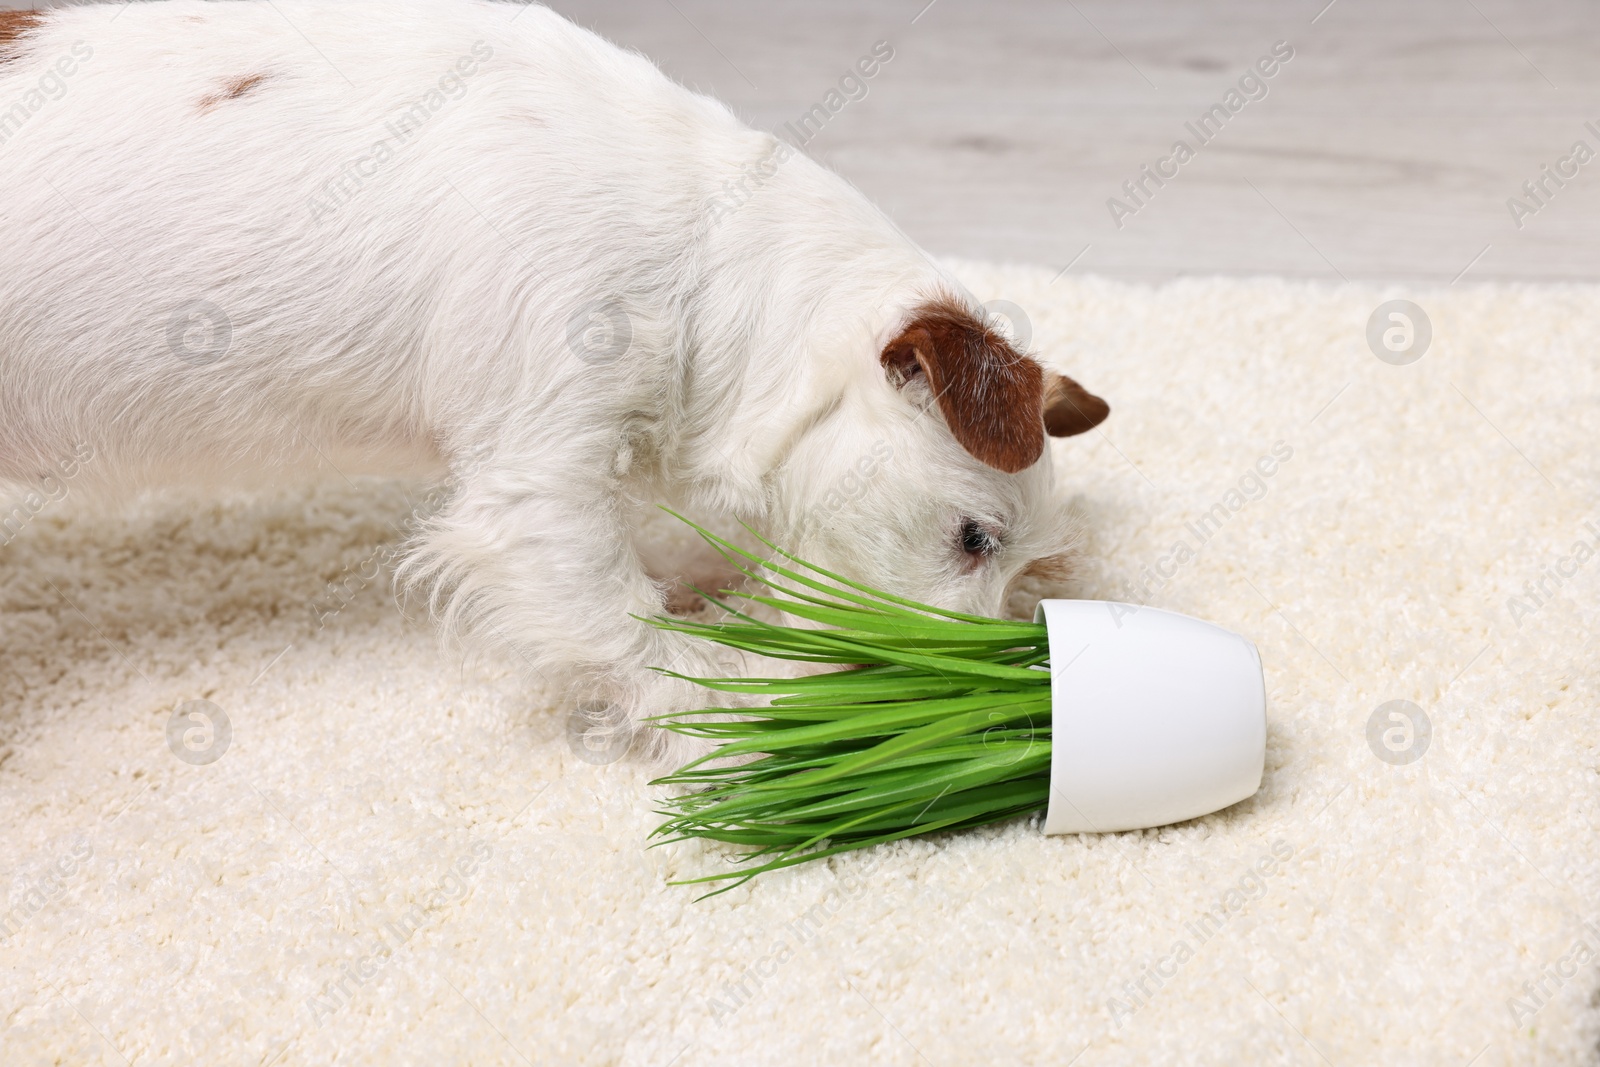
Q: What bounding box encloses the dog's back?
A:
[0,0,746,490]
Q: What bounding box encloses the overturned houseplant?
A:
[646,520,1266,896]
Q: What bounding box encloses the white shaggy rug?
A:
[3,263,1599,1066]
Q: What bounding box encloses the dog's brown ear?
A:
[880,298,1045,474]
[1042,372,1110,437]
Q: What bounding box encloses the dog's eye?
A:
[958,519,1000,561]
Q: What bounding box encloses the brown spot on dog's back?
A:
[198,72,270,112]
[881,296,1046,473]
[0,9,43,64]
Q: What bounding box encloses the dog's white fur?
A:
[0,1,1095,757]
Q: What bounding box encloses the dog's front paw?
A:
[564,694,719,768]
[567,643,756,768]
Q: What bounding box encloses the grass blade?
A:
[648,517,1057,891]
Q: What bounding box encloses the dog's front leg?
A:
[406,461,740,763]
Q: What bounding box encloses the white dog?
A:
[0,1,1107,757]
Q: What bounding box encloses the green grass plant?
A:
[646,516,1053,897]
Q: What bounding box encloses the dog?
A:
[0,1,1108,759]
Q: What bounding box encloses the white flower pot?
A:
[1036,600,1267,834]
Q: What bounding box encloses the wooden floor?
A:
[546,0,1600,283]
[11,0,1598,281]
